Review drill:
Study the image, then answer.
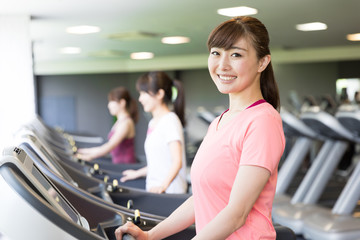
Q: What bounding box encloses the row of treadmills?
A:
[0,116,296,239]
[273,103,360,239]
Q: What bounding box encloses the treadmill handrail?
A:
[300,108,355,141]
[280,109,319,139]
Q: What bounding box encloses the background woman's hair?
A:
[136,71,186,126]
[108,86,139,122]
[207,16,280,111]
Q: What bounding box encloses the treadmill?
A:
[0,146,136,240]
[274,107,321,207]
[300,104,360,240]
[24,117,147,189]
[30,115,104,149]
[197,106,217,125]
[13,130,190,218]
[29,116,145,176]
[16,126,147,189]
[272,106,355,234]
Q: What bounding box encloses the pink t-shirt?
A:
[191,102,285,239]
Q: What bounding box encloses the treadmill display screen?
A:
[31,164,80,224]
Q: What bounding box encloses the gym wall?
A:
[36,60,359,163]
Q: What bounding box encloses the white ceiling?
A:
[1,0,360,75]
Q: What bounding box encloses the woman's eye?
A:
[210,51,220,56]
[231,53,241,57]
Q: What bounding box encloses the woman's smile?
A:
[218,74,237,83]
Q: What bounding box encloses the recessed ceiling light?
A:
[130,52,154,60]
[60,47,81,54]
[66,25,101,34]
[161,36,190,44]
[217,6,258,17]
[296,22,327,31]
[347,33,360,41]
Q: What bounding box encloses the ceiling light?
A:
[161,36,190,44]
[66,25,101,34]
[296,22,327,31]
[347,33,360,41]
[60,47,81,54]
[130,52,154,60]
[217,6,258,17]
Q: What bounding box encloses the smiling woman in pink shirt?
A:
[115,16,285,240]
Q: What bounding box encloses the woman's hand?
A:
[75,148,95,161]
[120,169,139,182]
[75,153,92,161]
[114,222,148,240]
[148,185,166,194]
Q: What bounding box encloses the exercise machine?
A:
[300,104,360,239]
[273,106,355,234]
[274,107,320,207]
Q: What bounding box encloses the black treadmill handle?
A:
[123,233,136,240]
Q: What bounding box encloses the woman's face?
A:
[107,100,122,116]
[138,91,159,113]
[208,37,268,96]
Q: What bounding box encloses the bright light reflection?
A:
[130,52,154,60]
[347,33,360,41]
[60,47,81,54]
[161,36,190,44]
[217,6,258,17]
[66,25,100,34]
[296,22,327,31]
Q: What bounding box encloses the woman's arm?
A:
[115,196,195,240]
[77,120,132,160]
[120,166,147,182]
[149,140,183,193]
[193,165,270,240]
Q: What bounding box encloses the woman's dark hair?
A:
[136,71,186,126]
[108,86,139,123]
[207,16,280,111]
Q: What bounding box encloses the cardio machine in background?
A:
[299,104,360,240]
[273,103,360,239]
[0,146,196,240]
[274,107,322,207]
[13,129,190,218]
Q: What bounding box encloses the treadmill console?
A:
[1,146,89,229]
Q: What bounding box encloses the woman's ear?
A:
[119,99,126,108]
[156,89,165,100]
[258,55,271,73]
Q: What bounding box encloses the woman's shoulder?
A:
[233,103,282,131]
[247,102,280,119]
[114,117,135,130]
[160,112,183,131]
[165,111,177,118]
[163,111,181,123]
